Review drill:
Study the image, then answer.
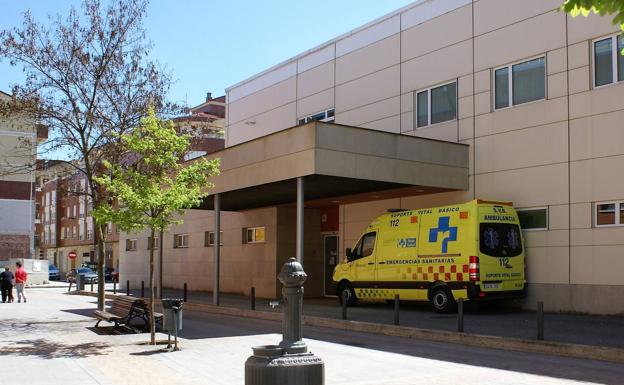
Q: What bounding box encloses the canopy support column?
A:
[296,177,304,266]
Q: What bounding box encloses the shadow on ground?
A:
[177,311,624,385]
[0,338,110,359]
[61,307,98,318]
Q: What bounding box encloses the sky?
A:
[0,0,417,108]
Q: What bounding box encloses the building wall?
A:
[0,92,36,259]
[118,206,327,299]
[36,163,119,274]
[119,208,277,298]
[225,0,624,314]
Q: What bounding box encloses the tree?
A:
[563,0,624,54]
[93,108,219,344]
[0,0,177,310]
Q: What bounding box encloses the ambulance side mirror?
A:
[345,248,353,262]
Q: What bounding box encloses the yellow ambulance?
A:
[332,199,526,312]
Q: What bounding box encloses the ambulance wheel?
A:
[431,287,456,313]
[338,282,357,307]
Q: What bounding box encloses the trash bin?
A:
[76,273,85,291]
[161,298,184,332]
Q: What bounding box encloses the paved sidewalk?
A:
[2,287,624,385]
[115,287,624,349]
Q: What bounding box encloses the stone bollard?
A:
[245,258,324,385]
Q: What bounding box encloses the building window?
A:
[87,230,93,240]
[244,227,265,244]
[205,231,223,247]
[415,81,457,128]
[174,234,189,248]
[125,239,137,251]
[60,226,65,240]
[593,34,624,87]
[595,201,624,227]
[147,236,159,249]
[298,108,335,125]
[494,56,546,109]
[517,207,548,231]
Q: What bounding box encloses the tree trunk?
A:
[149,227,156,345]
[95,219,106,311]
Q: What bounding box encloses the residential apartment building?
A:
[0,90,47,259]
[119,0,624,314]
[36,160,120,274]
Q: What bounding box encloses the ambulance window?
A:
[479,223,523,258]
[352,232,376,260]
[361,232,376,258]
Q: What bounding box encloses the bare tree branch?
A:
[0,0,181,310]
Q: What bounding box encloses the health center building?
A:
[119,0,624,314]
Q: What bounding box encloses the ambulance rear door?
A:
[477,205,525,291]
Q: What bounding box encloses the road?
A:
[1,287,623,385]
[128,286,624,349]
[178,309,624,385]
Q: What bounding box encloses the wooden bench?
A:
[94,296,163,332]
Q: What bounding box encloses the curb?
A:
[182,302,624,365]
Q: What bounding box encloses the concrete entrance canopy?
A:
[196,121,468,304]
[198,121,469,211]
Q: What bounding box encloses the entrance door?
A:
[324,235,339,296]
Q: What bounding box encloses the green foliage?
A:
[563,0,624,29]
[93,108,220,233]
[563,0,624,54]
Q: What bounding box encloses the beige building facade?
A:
[0,91,46,260]
[120,0,624,314]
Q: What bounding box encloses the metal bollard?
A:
[141,281,145,298]
[457,298,464,333]
[537,301,544,340]
[126,280,130,296]
[183,282,187,303]
[113,280,116,294]
[393,294,400,325]
[251,287,256,310]
[341,291,348,320]
[91,280,94,292]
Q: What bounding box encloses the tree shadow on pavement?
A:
[61,307,98,318]
[0,338,110,359]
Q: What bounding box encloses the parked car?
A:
[80,263,116,281]
[81,261,98,270]
[48,264,60,281]
[66,267,98,284]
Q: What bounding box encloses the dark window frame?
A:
[517,207,549,231]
